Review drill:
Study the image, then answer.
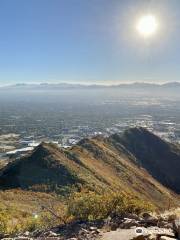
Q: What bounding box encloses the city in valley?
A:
[1,83,180,164]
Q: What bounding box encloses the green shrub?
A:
[67,190,154,221]
[0,191,154,235]
[0,212,10,233]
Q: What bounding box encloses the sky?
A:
[0,0,180,85]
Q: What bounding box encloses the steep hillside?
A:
[109,127,180,193]
[0,131,179,209]
[0,143,85,194]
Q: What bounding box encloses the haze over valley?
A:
[1,82,180,161]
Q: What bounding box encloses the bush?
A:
[0,212,10,233]
[0,191,154,234]
[67,190,154,221]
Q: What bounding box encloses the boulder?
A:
[142,213,152,220]
[120,218,140,229]
[173,218,180,239]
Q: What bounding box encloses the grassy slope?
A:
[0,189,61,215]
[71,137,179,209]
[0,130,179,214]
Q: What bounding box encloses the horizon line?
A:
[0,80,180,87]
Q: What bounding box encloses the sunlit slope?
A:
[0,128,179,209]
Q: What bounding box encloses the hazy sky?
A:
[0,0,180,84]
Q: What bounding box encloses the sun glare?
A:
[136,15,158,38]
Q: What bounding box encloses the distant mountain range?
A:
[1,82,180,90]
[0,127,179,209]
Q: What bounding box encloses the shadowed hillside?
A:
[0,129,179,209]
[0,143,83,193]
[110,127,180,193]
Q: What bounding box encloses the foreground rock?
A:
[2,214,180,240]
[173,219,180,239]
[101,227,176,240]
[101,214,180,240]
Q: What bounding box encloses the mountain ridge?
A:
[1,81,180,90]
[111,127,180,193]
[0,128,179,209]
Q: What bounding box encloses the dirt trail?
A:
[100,227,175,240]
[100,229,137,240]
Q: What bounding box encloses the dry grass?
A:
[70,139,180,209]
[0,138,179,234]
[0,189,67,234]
[159,208,180,218]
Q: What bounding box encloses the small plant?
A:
[0,212,9,233]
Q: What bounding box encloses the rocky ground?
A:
[1,211,179,240]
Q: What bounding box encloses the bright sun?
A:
[136,15,158,38]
